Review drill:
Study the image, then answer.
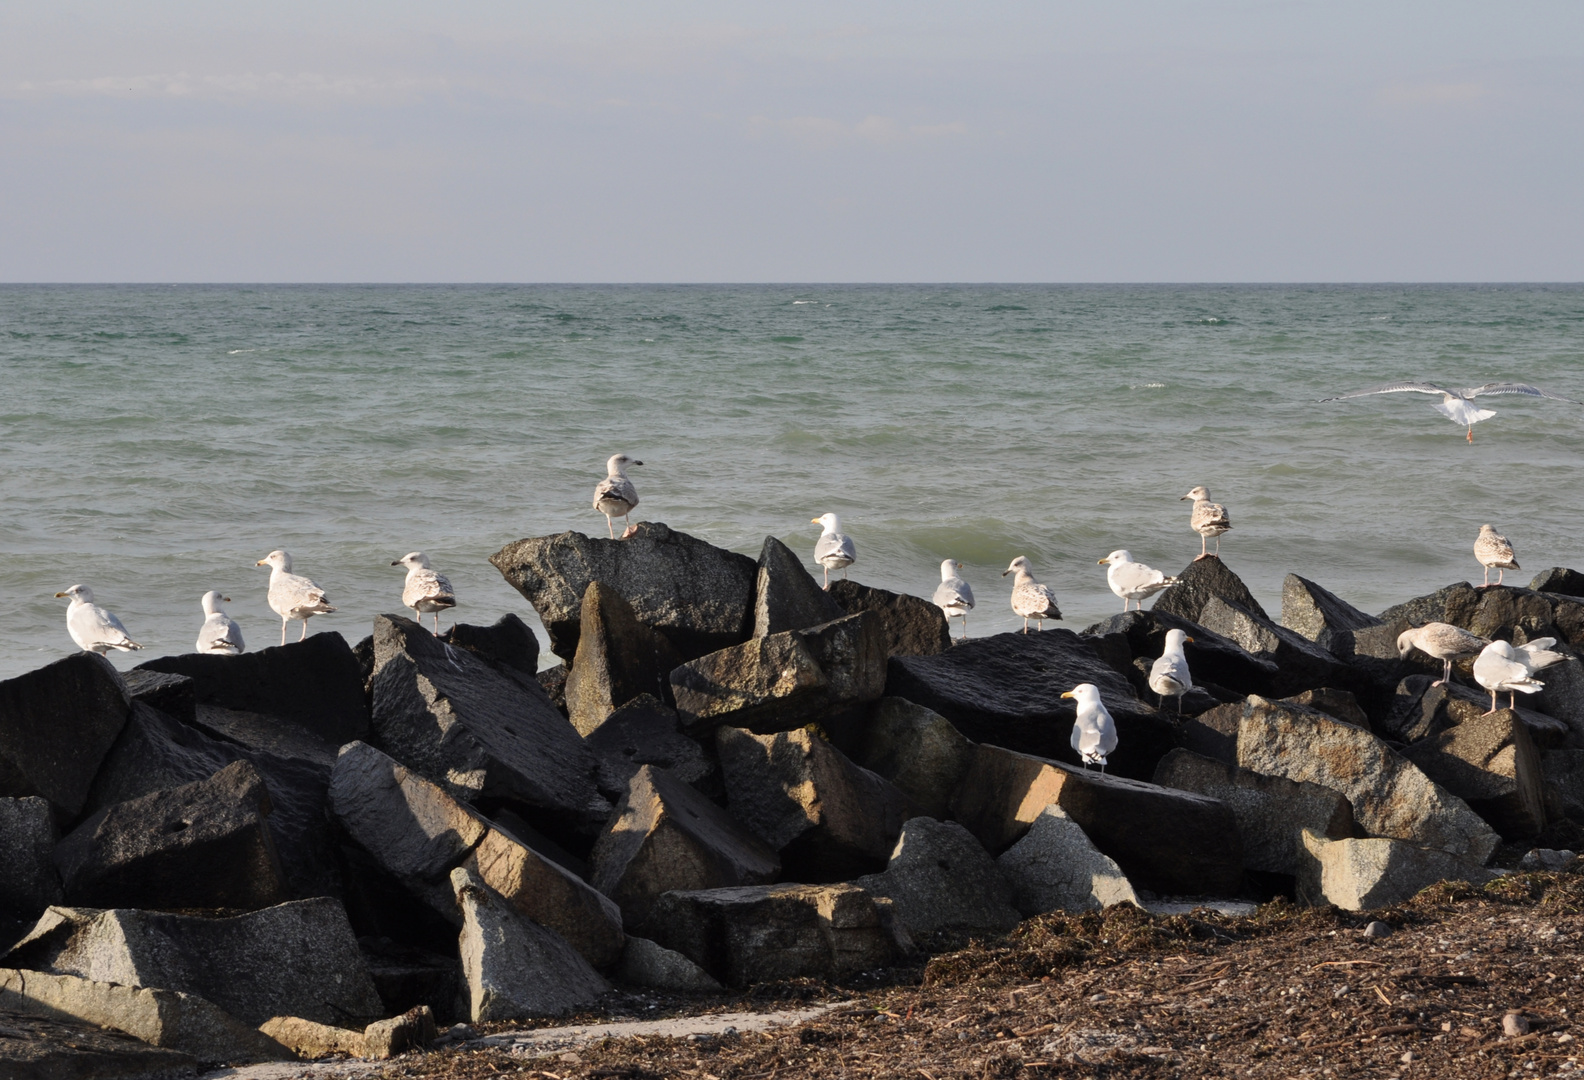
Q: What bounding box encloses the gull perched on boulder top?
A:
[1062,683,1118,771]
[932,558,975,639]
[1180,486,1232,560]
[1397,622,1490,687]
[593,453,643,539]
[1149,628,1194,716]
[811,513,856,588]
[1472,640,1557,715]
[256,549,336,645]
[392,551,457,632]
[1474,524,1520,587]
[1098,549,1179,611]
[1002,556,1063,632]
[54,584,142,654]
[196,591,244,655]
[1319,381,1581,443]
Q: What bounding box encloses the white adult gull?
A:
[1319,381,1581,443]
[1002,556,1062,632]
[1180,486,1232,560]
[393,551,457,632]
[1062,683,1119,771]
[811,513,856,589]
[255,549,337,645]
[1473,638,1567,714]
[1397,622,1490,686]
[196,591,244,655]
[1149,628,1195,717]
[932,558,975,639]
[593,454,642,539]
[54,584,143,654]
[1474,524,1520,587]
[1098,550,1179,611]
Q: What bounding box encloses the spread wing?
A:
[1460,382,1582,404]
[1318,382,1449,402]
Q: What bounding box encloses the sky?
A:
[2,2,1582,282]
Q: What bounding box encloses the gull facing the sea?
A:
[1473,638,1566,714]
[1002,556,1062,632]
[1474,524,1521,587]
[933,559,975,639]
[1062,683,1118,771]
[54,585,143,654]
[1397,622,1490,686]
[393,551,457,632]
[1319,381,1581,443]
[1181,486,1232,560]
[1149,628,1195,717]
[196,591,244,655]
[256,550,337,645]
[593,453,642,539]
[1098,550,1179,611]
[811,513,856,588]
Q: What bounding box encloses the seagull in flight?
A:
[1319,382,1580,443]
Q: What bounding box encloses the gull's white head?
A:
[392,551,432,571]
[256,550,292,572]
[1486,640,1520,660]
[606,453,642,476]
[1002,555,1033,578]
[940,558,963,579]
[812,513,842,534]
[1181,486,1212,502]
[1060,683,1102,706]
[54,584,93,604]
[201,590,231,615]
[1098,550,1134,566]
[1396,627,1420,659]
[1163,628,1194,651]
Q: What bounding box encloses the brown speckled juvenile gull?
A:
[1397,622,1490,686]
[593,453,642,539]
[1002,556,1062,633]
[256,549,336,645]
[1474,524,1520,587]
[1180,486,1232,560]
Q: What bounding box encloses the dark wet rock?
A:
[538,664,569,714]
[1282,687,1370,729]
[369,614,607,841]
[1378,582,1584,651]
[584,696,716,800]
[354,635,376,691]
[1151,556,1269,623]
[716,726,916,882]
[640,882,909,988]
[565,582,674,735]
[1177,701,1243,766]
[1280,574,1382,657]
[615,936,722,992]
[442,613,541,678]
[55,761,287,911]
[1541,749,1584,825]
[885,629,1173,781]
[121,669,197,727]
[0,653,130,818]
[1154,749,1355,875]
[752,535,842,638]
[5,897,384,1027]
[950,743,1244,895]
[852,698,976,820]
[491,523,757,664]
[1530,567,1584,598]
[852,817,1021,935]
[0,798,62,912]
[1198,596,1349,697]
[671,613,887,735]
[1532,652,1584,744]
[827,580,951,658]
[137,632,368,746]
[590,765,779,927]
[1383,676,1568,748]
[1377,582,1480,631]
[0,1008,201,1078]
[359,938,462,1023]
[1083,610,1281,700]
[1401,709,1547,841]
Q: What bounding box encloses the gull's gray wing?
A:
[1318,382,1449,402]
[815,533,857,563]
[933,579,974,610]
[1460,382,1583,404]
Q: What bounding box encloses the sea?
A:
[2,283,1582,682]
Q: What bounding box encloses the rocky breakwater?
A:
[4,528,1583,1071]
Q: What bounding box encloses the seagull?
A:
[1149,628,1195,717]
[593,454,642,539]
[1474,524,1520,587]
[1472,641,1548,715]
[932,558,975,639]
[256,550,337,645]
[1319,382,1581,443]
[811,513,856,588]
[54,584,143,654]
[1002,556,1062,632]
[1397,622,1491,686]
[1180,486,1232,560]
[392,551,457,632]
[196,591,244,655]
[1061,683,1118,771]
[1098,550,1180,611]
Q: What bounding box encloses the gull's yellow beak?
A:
[1185,636,1195,644]
[255,559,267,566]
[1060,691,1075,700]
[223,596,232,603]
[810,518,820,524]
[53,591,68,598]
[1097,557,1108,565]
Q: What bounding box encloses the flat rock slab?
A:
[885,630,1172,780]
[0,797,62,911]
[0,652,130,817]
[0,1008,198,1080]
[827,580,951,657]
[492,523,757,664]
[1297,830,1493,911]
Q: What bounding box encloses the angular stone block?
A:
[121,669,197,726]
[441,612,540,678]
[1282,687,1369,729]
[0,653,130,817]
[258,1015,367,1059]
[615,936,723,992]
[0,797,62,912]
[853,697,976,820]
[584,696,715,800]
[0,1010,198,1078]
[1082,610,1280,701]
[1296,830,1492,911]
[1543,748,1584,825]
[753,535,842,638]
[996,806,1139,915]
[853,817,1021,934]
[1280,574,1383,657]
[1151,556,1268,623]
[464,828,626,969]
[1199,596,1348,697]
[565,582,673,735]
[827,579,951,657]
[1402,709,1546,840]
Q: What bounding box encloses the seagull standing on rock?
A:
[1472,640,1562,714]
[593,454,642,539]
[1474,524,1521,587]
[811,513,856,588]
[933,559,975,639]
[1062,683,1118,771]
[54,585,143,654]
[392,551,457,632]
[1397,622,1491,686]
[1003,556,1063,632]
[1098,550,1180,611]
[1149,628,1195,717]
[196,591,244,655]
[256,550,336,645]
[1180,486,1232,560]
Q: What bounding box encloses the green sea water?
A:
[2,283,1581,679]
